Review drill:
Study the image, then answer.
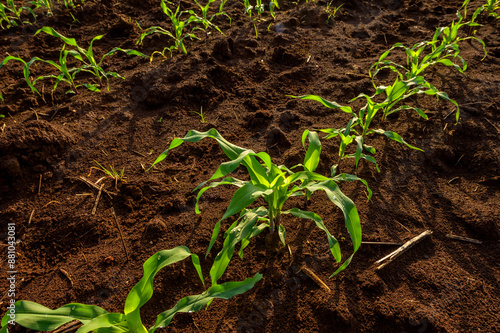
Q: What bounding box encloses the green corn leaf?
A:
[194,177,246,214]
[124,246,204,333]
[35,27,86,55]
[0,301,109,332]
[210,212,262,285]
[289,94,353,113]
[303,180,361,275]
[151,129,267,184]
[75,313,128,333]
[220,183,272,221]
[372,129,423,151]
[331,173,373,200]
[283,208,341,262]
[149,274,263,333]
[302,130,321,172]
[278,225,286,246]
[206,183,271,256]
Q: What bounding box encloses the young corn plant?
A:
[293,76,459,172]
[0,0,35,29]
[325,2,342,24]
[370,1,486,116]
[189,106,206,123]
[150,128,370,277]
[35,27,147,93]
[188,0,225,32]
[475,0,500,18]
[0,246,262,333]
[29,0,56,16]
[137,0,215,57]
[0,56,41,101]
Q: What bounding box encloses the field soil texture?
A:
[0,0,499,332]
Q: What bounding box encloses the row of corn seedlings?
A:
[0,0,35,29]
[0,0,85,29]
[0,0,231,100]
[0,27,147,101]
[137,0,230,57]
[294,0,487,175]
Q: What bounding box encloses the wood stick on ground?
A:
[28,209,35,226]
[299,265,331,292]
[446,234,482,244]
[79,176,117,198]
[91,184,104,215]
[375,230,433,270]
[362,241,403,246]
[112,208,130,261]
[38,174,42,195]
[59,268,74,287]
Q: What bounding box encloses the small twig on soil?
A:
[42,201,61,208]
[91,184,104,215]
[132,150,148,158]
[454,155,464,166]
[299,265,331,292]
[28,209,35,226]
[483,118,500,133]
[50,105,59,121]
[448,177,460,184]
[59,268,74,287]
[446,234,482,244]
[375,230,433,270]
[361,241,403,246]
[112,207,130,261]
[38,174,42,195]
[444,109,456,120]
[79,176,117,198]
[395,220,411,233]
[76,193,93,197]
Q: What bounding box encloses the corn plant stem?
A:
[111,207,130,261]
[375,230,433,270]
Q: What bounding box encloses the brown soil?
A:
[1,0,499,332]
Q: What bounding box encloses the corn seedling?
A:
[325,2,342,23]
[0,56,41,101]
[150,129,370,277]
[188,0,226,32]
[89,160,126,190]
[138,0,215,57]
[293,76,458,172]
[29,0,55,16]
[189,106,206,123]
[0,0,36,29]
[34,27,146,94]
[477,0,500,18]
[0,246,263,333]
[370,1,486,101]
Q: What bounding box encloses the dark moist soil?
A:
[1,0,499,332]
